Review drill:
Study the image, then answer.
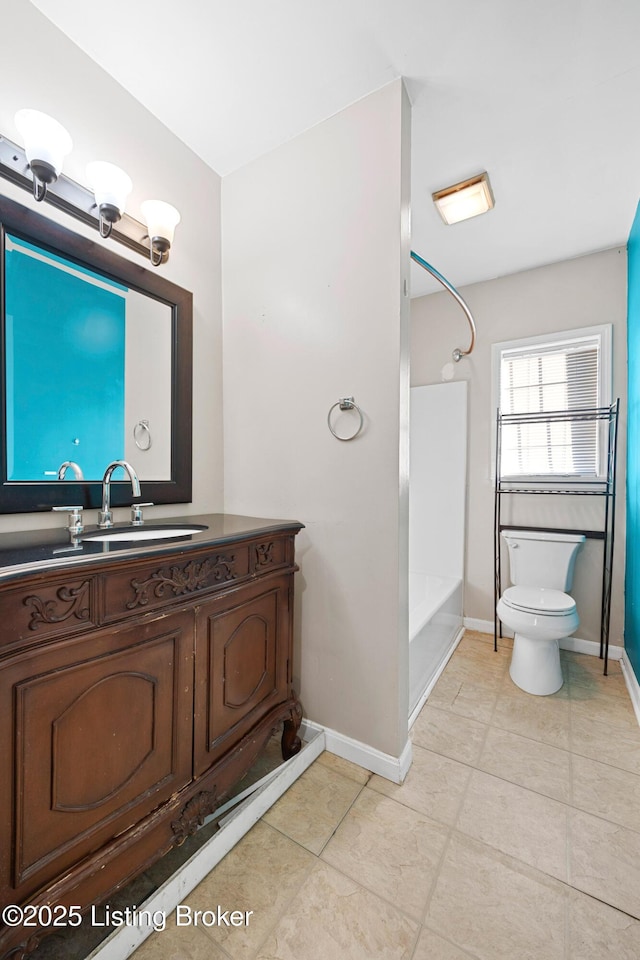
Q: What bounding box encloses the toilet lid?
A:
[502,585,576,615]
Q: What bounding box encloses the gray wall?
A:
[222,81,412,760]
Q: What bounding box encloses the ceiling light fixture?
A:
[432,171,494,225]
[0,110,180,266]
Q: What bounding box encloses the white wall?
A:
[411,247,627,646]
[222,80,412,759]
[0,0,223,531]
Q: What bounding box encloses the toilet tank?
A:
[501,530,586,591]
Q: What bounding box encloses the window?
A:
[491,325,612,479]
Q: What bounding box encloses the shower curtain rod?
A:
[410,250,477,362]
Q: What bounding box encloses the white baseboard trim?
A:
[464,617,499,635]
[463,617,624,660]
[302,718,413,784]
[560,635,623,660]
[621,653,640,727]
[90,730,324,960]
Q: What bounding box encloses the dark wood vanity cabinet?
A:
[193,577,292,776]
[0,519,303,960]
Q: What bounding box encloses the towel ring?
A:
[327,397,364,441]
[133,420,152,451]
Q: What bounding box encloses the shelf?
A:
[496,486,610,496]
[494,400,619,674]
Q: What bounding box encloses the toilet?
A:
[497,530,585,696]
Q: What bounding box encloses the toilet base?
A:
[510,632,564,696]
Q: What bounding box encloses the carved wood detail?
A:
[281,693,303,760]
[171,788,218,845]
[1,931,43,960]
[255,542,274,566]
[126,555,236,609]
[24,581,91,631]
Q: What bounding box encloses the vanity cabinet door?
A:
[193,575,292,777]
[0,609,194,904]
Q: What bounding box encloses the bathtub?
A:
[409,571,463,722]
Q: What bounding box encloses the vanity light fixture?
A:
[14,109,72,202]
[86,161,133,239]
[432,171,495,225]
[0,110,179,265]
[141,200,181,267]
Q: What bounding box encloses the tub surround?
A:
[408,382,467,717]
[409,573,463,719]
[0,513,303,960]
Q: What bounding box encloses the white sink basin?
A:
[82,524,208,543]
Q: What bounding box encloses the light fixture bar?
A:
[0,134,162,262]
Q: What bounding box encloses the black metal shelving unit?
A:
[494,400,619,674]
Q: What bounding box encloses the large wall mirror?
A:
[0,195,192,514]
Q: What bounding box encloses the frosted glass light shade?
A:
[432,172,494,225]
[86,161,133,217]
[14,109,72,180]
[140,200,181,245]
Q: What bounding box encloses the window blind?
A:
[499,336,601,477]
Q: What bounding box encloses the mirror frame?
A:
[0,195,192,514]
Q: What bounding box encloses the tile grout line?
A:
[437,645,640,932]
[229,771,371,960]
[197,765,374,960]
[237,843,318,960]
[211,643,640,957]
[442,825,640,924]
[257,772,449,938]
[566,669,576,960]
[417,662,640,832]
[416,652,504,935]
[417,639,640,956]
[317,774,453,928]
[318,778,372,853]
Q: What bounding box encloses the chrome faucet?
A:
[98,460,141,528]
[58,460,84,480]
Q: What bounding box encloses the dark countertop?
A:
[0,513,305,584]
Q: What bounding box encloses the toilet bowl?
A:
[497,586,579,695]
[497,531,585,696]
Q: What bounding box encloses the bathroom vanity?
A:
[0,514,304,960]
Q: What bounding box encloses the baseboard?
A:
[302,719,413,784]
[463,617,624,660]
[463,617,499,635]
[620,653,640,727]
[559,635,623,660]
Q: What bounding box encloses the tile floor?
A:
[19,629,630,960]
[130,631,640,960]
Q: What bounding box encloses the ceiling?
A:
[29,0,640,297]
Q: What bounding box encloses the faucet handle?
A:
[52,505,84,537]
[130,502,154,525]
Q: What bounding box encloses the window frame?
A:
[490,324,613,481]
